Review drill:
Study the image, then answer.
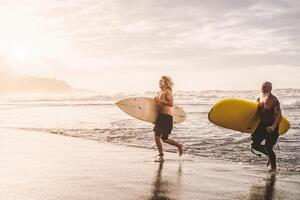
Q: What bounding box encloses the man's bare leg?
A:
[162,139,184,156]
[155,135,163,155]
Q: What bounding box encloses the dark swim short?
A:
[153,113,173,140]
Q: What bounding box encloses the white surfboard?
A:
[115,97,186,124]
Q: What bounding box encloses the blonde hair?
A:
[161,76,174,90]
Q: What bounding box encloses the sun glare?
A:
[0,9,42,64]
[7,43,36,64]
[0,6,68,73]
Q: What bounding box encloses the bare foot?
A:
[155,155,164,162]
[178,144,184,156]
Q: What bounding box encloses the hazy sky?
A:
[0,0,299,93]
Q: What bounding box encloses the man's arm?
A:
[266,99,282,133]
[158,90,174,107]
[272,100,282,129]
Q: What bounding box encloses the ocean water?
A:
[0,89,299,174]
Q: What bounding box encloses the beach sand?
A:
[0,129,299,200]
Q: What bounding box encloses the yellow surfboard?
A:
[208,98,290,135]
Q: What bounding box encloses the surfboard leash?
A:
[250,147,262,158]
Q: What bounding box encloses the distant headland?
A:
[0,72,72,94]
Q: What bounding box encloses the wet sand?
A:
[0,129,299,200]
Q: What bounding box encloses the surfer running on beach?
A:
[251,81,282,173]
[153,76,184,162]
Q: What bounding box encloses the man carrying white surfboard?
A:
[251,81,282,174]
[153,76,184,162]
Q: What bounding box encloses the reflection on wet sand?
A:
[148,162,182,200]
[248,174,282,200]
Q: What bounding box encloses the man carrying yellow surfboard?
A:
[251,81,282,174]
[153,76,184,162]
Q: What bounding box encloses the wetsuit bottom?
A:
[251,122,279,169]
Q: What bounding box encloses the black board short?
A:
[153,113,173,140]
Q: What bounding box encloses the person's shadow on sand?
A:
[247,174,283,200]
[148,161,182,200]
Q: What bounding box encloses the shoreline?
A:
[0,129,299,200]
[6,127,299,176]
